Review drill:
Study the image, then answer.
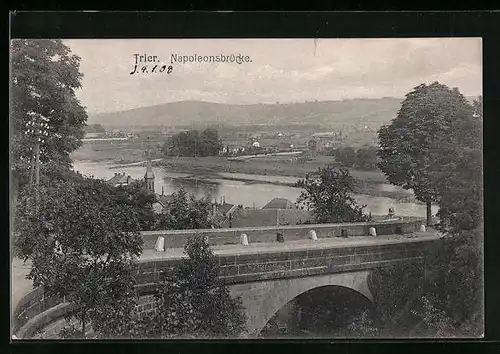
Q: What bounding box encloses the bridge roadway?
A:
[13,229,442,338]
[140,231,439,261]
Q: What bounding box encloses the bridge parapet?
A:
[134,234,438,290]
[141,218,425,250]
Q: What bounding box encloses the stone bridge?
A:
[12,218,442,338]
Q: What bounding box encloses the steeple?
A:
[144,158,155,193]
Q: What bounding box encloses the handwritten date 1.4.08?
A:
[130,64,173,75]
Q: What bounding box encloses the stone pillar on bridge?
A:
[241,233,249,246]
[308,230,318,241]
[155,236,165,252]
[369,227,377,236]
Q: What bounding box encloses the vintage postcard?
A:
[10,37,483,340]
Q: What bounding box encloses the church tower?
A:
[144,159,155,193]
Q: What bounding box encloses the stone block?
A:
[303,257,328,268]
[286,250,309,260]
[369,227,377,236]
[219,255,236,266]
[290,259,307,269]
[240,233,249,246]
[327,255,351,266]
[219,265,239,277]
[306,248,325,258]
[238,260,290,274]
[420,224,426,232]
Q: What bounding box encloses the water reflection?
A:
[166,177,221,201]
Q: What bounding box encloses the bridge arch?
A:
[229,270,372,337]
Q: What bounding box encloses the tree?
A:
[200,128,223,156]
[296,165,370,223]
[355,146,379,170]
[431,94,482,233]
[367,226,483,338]
[163,128,222,157]
[346,309,379,337]
[11,39,88,190]
[116,181,157,231]
[156,188,214,230]
[472,95,482,120]
[85,124,106,134]
[334,147,356,166]
[145,234,247,338]
[377,82,476,226]
[14,177,143,338]
[421,227,483,335]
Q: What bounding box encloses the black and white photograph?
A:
[10,37,483,340]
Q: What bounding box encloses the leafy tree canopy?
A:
[11,39,88,189]
[14,177,144,337]
[156,188,215,230]
[163,128,222,157]
[143,234,247,338]
[296,165,370,224]
[377,82,481,226]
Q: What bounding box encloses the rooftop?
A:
[107,172,133,186]
[262,198,296,210]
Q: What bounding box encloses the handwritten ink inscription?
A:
[130,53,173,75]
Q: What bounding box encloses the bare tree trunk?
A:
[426,201,432,226]
[35,142,40,185]
[81,310,86,338]
[29,155,35,185]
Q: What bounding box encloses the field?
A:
[158,155,384,182]
[71,139,164,164]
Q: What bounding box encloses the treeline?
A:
[163,128,222,157]
[324,146,379,170]
[85,124,106,133]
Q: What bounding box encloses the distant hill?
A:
[87,98,404,129]
[87,95,480,129]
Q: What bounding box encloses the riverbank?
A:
[156,157,416,201]
[102,156,416,201]
[156,156,386,181]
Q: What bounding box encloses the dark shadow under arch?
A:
[259,285,374,338]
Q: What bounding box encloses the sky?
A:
[63,38,482,114]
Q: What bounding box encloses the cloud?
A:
[64,38,482,113]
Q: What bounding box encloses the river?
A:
[71,161,438,218]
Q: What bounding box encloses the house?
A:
[212,197,239,217]
[106,172,133,187]
[311,132,341,151]
[224,208,314,228]
[152,193,175,214]
[262,198,296,210]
